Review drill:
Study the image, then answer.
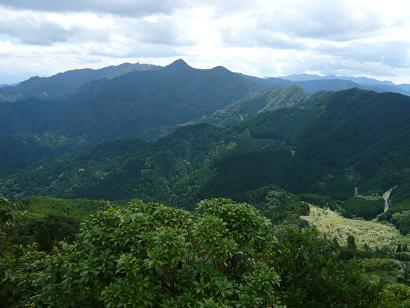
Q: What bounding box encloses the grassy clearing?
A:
[302,205,410,249]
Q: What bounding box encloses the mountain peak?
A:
[211,65,231,73]
[166,59,191,70]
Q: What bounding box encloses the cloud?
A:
[0,0,410,83]
[0,8,112,45]
[0,0,185,16]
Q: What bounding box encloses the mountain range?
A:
[1,60,410,211]
[0,62,159,102]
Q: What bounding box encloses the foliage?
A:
[392,211,410,235]
[358,258,401,284]
[19,196,108,219]
[272,226,381,307]
[347,234,357,249]
[249,187,309,225]
[398,262,410,285]
[15,214,80,251]
[381,283,410,307]
[300,193,340,211]
[342,197,384,219]
[4,199,282,307]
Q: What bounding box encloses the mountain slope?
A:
[206,86,308,126]
[39,59,274,142]
[0,60,276,176]
[0,62,159,102]
[1,124,223,207]
[4,88,410,206]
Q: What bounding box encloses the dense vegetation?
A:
[2,196,394,307]
[342,197,385,219]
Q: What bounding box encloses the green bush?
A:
[8,199,281,307]
[392,211,410,235]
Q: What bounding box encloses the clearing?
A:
[302,205,409,249]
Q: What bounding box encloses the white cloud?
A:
[0,0,409,83]
[0,0,185,16]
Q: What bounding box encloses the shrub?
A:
[10,199,281,307]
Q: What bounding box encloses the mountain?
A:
[0,124,222,206]
[400,84,410,91]
[282,74,329,81]
[0,60,277,176]
[264,77,361,94]
[209,88,410,201]
[4,88,410,208]
[284,74,395,86]
[293,79,360,94]
[281,73,410,96]
[338,76,395,87]
[3,60,410,204]
[206,86,308,126]
[0,84,8,89]
[8,60,275,143]
[0,62,159,102]
[0,97,74,176]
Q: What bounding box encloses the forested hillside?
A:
[4,87,410,210]
[0,60,278,176]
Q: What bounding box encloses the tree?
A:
[12,199,281,307]
[347,234,357,250]
[15,214,80,251]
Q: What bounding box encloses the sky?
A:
[0,0,410,84]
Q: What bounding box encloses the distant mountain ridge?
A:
[2,62,409,104]
[0,62,160,102]
[281,73,410,95]
[42,59,275,143]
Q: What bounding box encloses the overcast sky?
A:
[0,0,410,84]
